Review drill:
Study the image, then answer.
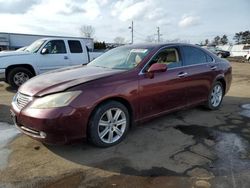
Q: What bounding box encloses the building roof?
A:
[0,32,92,40]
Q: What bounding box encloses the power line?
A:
[134,30,147,38]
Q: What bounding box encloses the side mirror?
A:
[41,48,49,54]
[148,63,167,73]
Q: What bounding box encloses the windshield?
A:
[88,46,152,70]
[16,47,26,52]
[25,40,46,53]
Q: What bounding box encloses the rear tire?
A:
[7,67,34,88]
[206,81,224,110]
[88,101,130,147]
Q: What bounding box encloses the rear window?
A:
[68,40,83,53]
[243,45,250,50]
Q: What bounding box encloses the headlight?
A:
[30,91,81,109]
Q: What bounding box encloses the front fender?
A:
[1,55,39,75]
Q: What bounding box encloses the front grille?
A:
[15,92,32,109]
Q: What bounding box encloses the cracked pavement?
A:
[0,61,250,188]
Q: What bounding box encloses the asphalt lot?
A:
[0,61,250,188]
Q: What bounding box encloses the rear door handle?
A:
[178,72,188,78]
[210,66,217,70]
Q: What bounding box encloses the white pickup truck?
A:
[0,38,90,88]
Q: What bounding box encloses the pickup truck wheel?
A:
[218,53,222,58]
[7,67,34,88]
[88,101,130,147]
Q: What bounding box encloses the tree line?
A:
[201,30,250,46]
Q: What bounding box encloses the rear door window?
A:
[68,40,83,53]
[182,46,207,66]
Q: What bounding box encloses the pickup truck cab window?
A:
[68,40,83,53]
[44,40,66,54]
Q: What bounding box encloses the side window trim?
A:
[140,45,183,74]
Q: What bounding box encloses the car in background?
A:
[11,43,232,147]
[0,37,90,88]
[203,46,230,58]
[246,52,250,62]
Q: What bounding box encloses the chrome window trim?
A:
[139,45,216,75]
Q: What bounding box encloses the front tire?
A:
[7,67,34,88]
[206,82,224,110]
[88,101,130,147]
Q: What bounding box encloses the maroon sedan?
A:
[10,43,232,147]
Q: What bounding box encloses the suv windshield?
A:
[25,40,46,53]
[88,46,152,70]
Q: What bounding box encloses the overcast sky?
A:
[0,0,249,43]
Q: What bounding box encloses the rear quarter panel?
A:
[219,59,232,94]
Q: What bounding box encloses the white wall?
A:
[230,44,250,57]
[217,44,250,57]
[0,32,94,50]
[9,34,42,48]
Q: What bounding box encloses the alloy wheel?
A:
[210,84,223,107]
[13,72,29,86]
[98,108,127,144]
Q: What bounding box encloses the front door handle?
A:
[64,56,68,60]
[178,72,188,78]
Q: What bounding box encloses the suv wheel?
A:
[88,101,130,147]
[206,82,224,110]
[7,67,34,88]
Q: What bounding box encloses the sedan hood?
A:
[19,65,124,97]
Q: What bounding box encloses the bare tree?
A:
[80,25,95,38]
[212,36,220,45]
[220,35,228,45]
[205,39,209,45]
[114,37,125,44]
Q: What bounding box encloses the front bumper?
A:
[10,102,89,144]
[0,69,6,81]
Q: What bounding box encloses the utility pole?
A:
[129,21,134,44]
[157,27,162,43]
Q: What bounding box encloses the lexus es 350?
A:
[10,43,232,147]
